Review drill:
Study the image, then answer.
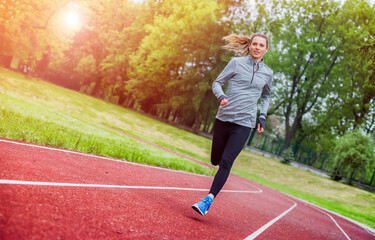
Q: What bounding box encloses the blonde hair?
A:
[222,33,269,56]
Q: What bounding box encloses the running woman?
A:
[192,33,273,215]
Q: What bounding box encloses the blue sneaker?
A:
[192,195,213,215]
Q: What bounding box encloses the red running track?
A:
[0,138,374,239]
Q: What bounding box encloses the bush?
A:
[331,129,375,185]
[281,147,294,164]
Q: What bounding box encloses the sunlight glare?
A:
[62,9,82,31]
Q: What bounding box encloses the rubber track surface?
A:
[0,138,374,239]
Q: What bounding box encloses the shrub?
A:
[281,147,294,165]
[331,129,375,185]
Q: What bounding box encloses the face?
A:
[249,36,269,61]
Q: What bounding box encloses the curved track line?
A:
[0,179,262,193]
[309,205,351,240]
[244,200,298,240]
[282,192,375,237]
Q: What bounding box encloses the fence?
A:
[246,130,375,188]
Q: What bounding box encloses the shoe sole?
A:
[192,204,205,216]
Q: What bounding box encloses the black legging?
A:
[209,119,251,197]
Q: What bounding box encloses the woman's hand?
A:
[220,98,228,106]
[257,123,264,133]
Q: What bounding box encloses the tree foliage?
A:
[232,0,375,153]
[128,0,228,128]
[318,0,375,135]
[263,0,344,150]
[34,0,235,131]
[0,0,74,72]
[331,130,375,185]
[295,0,375,153]
[1,0,374,145]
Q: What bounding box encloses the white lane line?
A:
[0,179,262,193]
[284,191,375,237]
[0,139,264,193]
[244,201,298,240]
[281,192,375,237]
[0,139,207,177]
[310,205,351,240]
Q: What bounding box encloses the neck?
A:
[249,55,262,62]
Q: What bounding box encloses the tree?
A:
[230,0,354,148]
[48,0,143,96]
[297,0,375,154]
[97,0,155,106]
[320,0,375,135]
[0,0,74,74]
[264,0,345,150]
[331,129,375,185]
[128,0,229,128]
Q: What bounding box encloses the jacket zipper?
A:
[251,63,258,84]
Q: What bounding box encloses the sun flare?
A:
[61,9,82,31]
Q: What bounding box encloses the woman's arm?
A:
[258,73,273,133]
[212,58,237,103]
[259,73,273,117]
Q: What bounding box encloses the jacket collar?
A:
[248,55,264,68]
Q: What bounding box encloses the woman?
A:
[192,33,273,216]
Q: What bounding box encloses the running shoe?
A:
[192,195,213,215]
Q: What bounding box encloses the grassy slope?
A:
[0,68,374,229]
[0,69,214,176]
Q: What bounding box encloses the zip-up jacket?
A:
[212,55,273,128]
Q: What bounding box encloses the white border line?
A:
[0,179,261,193]
[283,192,375,237]
[310,205,351,240]
[244,201,298,240]
[0,139,215,178]
[0,139,264,193]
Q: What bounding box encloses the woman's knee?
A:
[219,157,234,171]
[210,154,221,166]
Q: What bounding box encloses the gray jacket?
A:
[212,55,273,128]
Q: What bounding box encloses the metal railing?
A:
[246,130,375,188]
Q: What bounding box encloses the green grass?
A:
[232,151,375,229]
[0,68,374,230]
[0,69,214,176]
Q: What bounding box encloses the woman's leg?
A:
[192,120,250,216]
[210,119,228,166]
[209,124,251,197]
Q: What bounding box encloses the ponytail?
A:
[222,33,269,56]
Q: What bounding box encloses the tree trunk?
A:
[126,99,135,109]
[163,107,171,121]
[353,72,375,129]
[91,78,102,97]
[173,109,179,123]
[194,119,201,134]
[283,113,303,151]
[348,169,355,185]
[118,91,127,106]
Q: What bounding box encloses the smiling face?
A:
[249,36,269,61]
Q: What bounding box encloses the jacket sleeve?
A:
[259,71,273,119]
[212,58,237,102]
